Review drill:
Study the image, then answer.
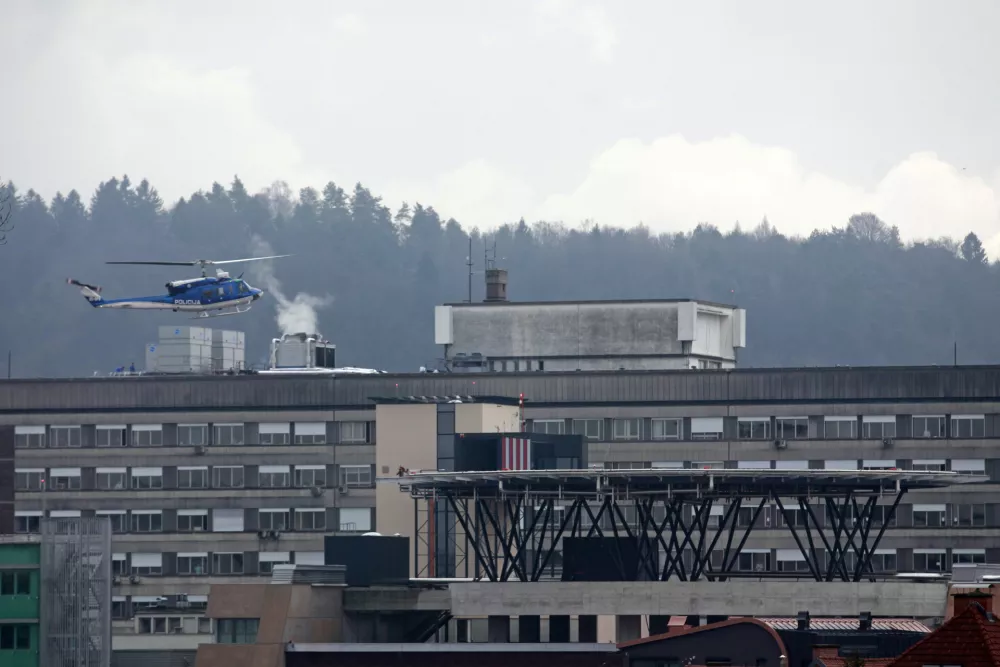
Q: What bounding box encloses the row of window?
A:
[105,550,328,577]
[535,415,990,441]
[14,464,373,492]
[14,507,373,535]
[13,421,372,448]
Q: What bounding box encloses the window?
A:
[112,597,128,619]
[14,426,45,449]
[131,511,162,533]
[216,618,258,644]
[258,465,290,488]
[177,553,208,575]
[96,468,127,490]
[953,504,986,527]
[776,549,809,572]
[49,426,82,448]
[340,421,368,443]
[871,550,897,572]
[738,419,769,440]
[111,555,127,577]
[14,514,40,534]
[340,508,372,532]
[612,418,641,440]
[953,549,986,565]
[862,416,896,439]
[259,552,291,574]
[911,459,946,472]
[951,459,986,475]
[259,423,290,445]
[131,425,163,447]
[294,466,327,488]
[213,466,244,489]
[824,460,859,470]
[869,506,897,527]
[735,551,771,572]
[97,511,127,533]
[572,419,604,441]
[912,416,946,439]
[0,571,31,595]
[96,425,126,447]
[178,467,208,489]
[49,468,82,490]
[862,459,896,471]
[532,420,565,435]
[178,510,208,532]
[913,550,946,572]
[213,509,245,532]
[691,417,723,440]
[651,418,681,440]
[213,552,244,575]
[952,415,986,438]
[292,422,327,444]
[912,504,946,528]
[0,624,31,650]
[951,415,986,438]
[775,417,809,439]
[776,506,808,528]
[296,508,326,531]
[340,465,372,488]
[824,418,857,439]
[130,467,163,489]
[137,616,184,634]
[259,509,290,531]
[178,424,208,446]
[14,469,44,491]
[131,553,163,576]
[214,423,244,446]
[691,461,724,470]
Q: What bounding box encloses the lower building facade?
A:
[2,366,1000,643]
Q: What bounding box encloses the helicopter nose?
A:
[253,289,263,300]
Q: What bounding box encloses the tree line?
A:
[0,175,997,377]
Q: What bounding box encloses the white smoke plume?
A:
[248,234,332,335]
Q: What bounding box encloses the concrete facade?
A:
[0,365,999,643]
[434,299,746,371]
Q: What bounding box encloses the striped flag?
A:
[502,436,532,471]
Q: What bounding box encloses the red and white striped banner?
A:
[502,436,532,471]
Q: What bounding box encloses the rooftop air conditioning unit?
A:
[882,438,894,448]
[309,486,323,497]
[774,439,788,449]
[194,445,207,455]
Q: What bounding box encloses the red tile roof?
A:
[753,617,932,633]
[888,602,1000,667]
[813,646,895,667]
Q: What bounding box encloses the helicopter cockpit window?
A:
[239,282,248,294]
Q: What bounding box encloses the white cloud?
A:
[401,134,1000,256]
[535,0,618,62]
[333,13,367,35]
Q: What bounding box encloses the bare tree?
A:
[0,183,12,245]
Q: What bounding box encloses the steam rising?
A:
[249,235,332,335]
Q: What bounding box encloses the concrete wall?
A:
[375,404,437,566]
[440,300,742,371]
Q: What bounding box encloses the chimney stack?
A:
[953,587,994,616]
[484,268,508,302]
[859,611,872,631]
[796,611,810,630]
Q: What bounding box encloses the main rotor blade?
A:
[105,254,290,267]
[106,261,200,266]
[208,255,291,265]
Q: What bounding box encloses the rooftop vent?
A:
[484,268,507,302]
[796,610,810,630]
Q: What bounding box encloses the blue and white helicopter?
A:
[68,255,290,319]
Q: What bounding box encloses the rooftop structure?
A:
[436,295,746,372]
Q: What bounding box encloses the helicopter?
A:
[67,255,290,319]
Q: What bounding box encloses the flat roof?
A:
[287,643,619,653]
[444,297,738,309]
[393,468,981,498]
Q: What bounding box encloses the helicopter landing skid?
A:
[192,305,252,319]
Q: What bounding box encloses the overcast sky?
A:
[5,0,1000,251]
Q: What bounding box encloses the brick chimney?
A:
[953,587,994,616]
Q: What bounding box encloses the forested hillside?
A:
[0,175,997,378]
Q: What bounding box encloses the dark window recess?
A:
[0,624,30,649]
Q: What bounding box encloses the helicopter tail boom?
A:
[67,278,105,306]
